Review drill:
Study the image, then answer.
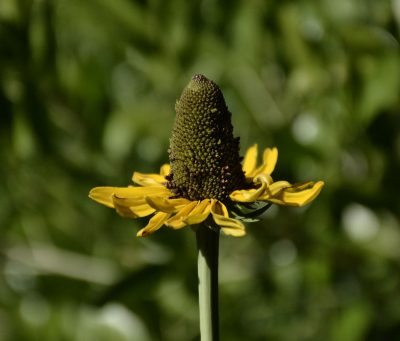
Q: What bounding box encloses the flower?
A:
[89,75,324,237]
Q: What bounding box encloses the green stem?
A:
[196,225,220,341]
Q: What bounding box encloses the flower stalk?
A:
[196,225,220,341]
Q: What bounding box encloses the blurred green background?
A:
[1,0,400,340]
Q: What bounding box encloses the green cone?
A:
[167,74,246,202]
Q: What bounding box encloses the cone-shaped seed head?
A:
[167,74,246,202]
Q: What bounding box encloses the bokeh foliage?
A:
[1,0,400,340]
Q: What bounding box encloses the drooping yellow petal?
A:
[229,181,268,202]
[146,196,192,213]
[90,186,161,207]
[184,199,212,225]
[93,185,170,201]
[210,200,246,237]
[112,197,155,218]
[211,199,228,215]
[90,185,171,217]
[242,144,258,176]
[230,176,290,202]
[89,187,118,208]
[122,187,170,206]
[254,174,273,186]
[252,147,278,177]
[113,204,141,218]
[137,212,171,237]
[112,195,146,206]
[128,204,156,217]
[268,181,325,207]
[230,175,324,208]
[268,181,291,194]
[165,201,198,229]
[256,180,291,200]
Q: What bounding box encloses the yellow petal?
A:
[221,225,246,237]
[131,164,171,186]
[137,212,171,237]
[146,196,191,213]
[252,147,278,177]
[210,200,246,237]
[165,201,198,229]
[110,186,170,205]
[256,180,291,200]
[129,204,156,217]
[100,185,169,201]
[269,181,325,207]
[210,199,228,215]
[253,174,273,186]
[111,194,156,217]
[132,172,166,186]
[125,185,170,197]
[184,199,212,225]
[160,164,171,177]
[242,144,258,176]
[269,181,291,194]
[90,185,171,218]
[90,186,160,207]
[229,181,268,202]
[113,204,140,218]
[89,187,117,208]
[112,195,146,206]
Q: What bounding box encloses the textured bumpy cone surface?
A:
[167,74,246,201]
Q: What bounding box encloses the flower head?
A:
[167,74,246,202]
[89,75,324,237]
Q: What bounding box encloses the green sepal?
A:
[228,201,271,222]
